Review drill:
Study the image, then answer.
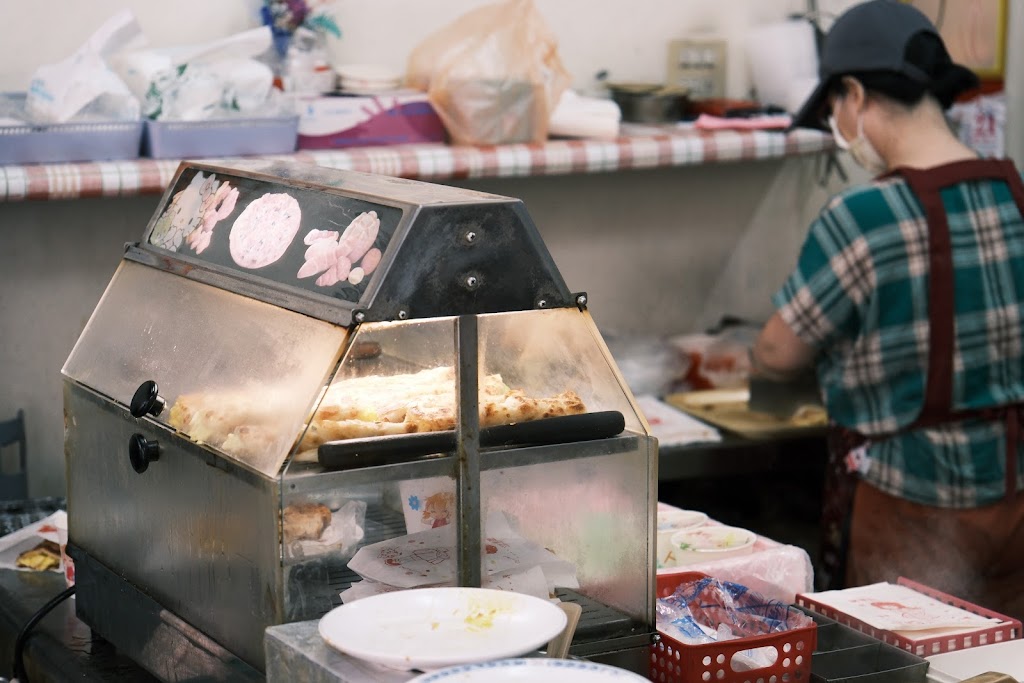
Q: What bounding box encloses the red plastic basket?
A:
[651,572,817,683]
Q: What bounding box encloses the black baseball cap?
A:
[791,0,978,130]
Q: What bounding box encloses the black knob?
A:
[130,380,166,418]
[128,434,161,474]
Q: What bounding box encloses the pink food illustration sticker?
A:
[150,172,237,252]
[186,181,239,254]
[229,192,302,269]
[297,211,383,287]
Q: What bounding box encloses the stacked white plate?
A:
[334,64,404,95]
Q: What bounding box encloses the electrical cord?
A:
[10,585,76,683]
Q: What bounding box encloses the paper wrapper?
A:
[0,510,66,573]
[347,511,578,591]
[341,564,552,604]
[284,499,366,563]
[802,582,1004,632]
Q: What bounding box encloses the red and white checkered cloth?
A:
[0,127,831,202]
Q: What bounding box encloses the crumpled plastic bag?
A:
[658,576,813,637]
[406,0,571,145]
[25,9,144,124]
[109,27,286,120]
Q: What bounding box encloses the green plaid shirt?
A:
[773,173,1024,508]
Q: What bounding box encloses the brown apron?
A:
[817,158,1024,590]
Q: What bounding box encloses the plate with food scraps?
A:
[318,587,568,671]
[408,658,651,682]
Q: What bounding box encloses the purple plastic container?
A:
[0,120,144,164]
[142,116,299,159]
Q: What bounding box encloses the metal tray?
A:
[815,623,880,653]
[811,642,929,683]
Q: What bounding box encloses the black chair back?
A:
[0,409,28,501]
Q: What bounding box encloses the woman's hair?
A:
[829,32,979,109]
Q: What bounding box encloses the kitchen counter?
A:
[658,429,826,480]
[0,125,832,202]
[0,568,155,682]
[0,564,410,683]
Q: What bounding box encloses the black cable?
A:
[12,585,76,683]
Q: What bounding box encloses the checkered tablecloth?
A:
[0,126,832,202]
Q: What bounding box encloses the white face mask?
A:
[829,112,887,176]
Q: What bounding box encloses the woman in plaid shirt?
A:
[753,0,1024,621]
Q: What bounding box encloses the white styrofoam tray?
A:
[926,639,1024,683]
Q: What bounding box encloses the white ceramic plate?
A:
[318,587,568,671]
[408,658,651,682]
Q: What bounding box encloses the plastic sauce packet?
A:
[665,615,717,645]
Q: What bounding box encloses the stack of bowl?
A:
[668,524,757,567]
[656,508,708,569]
[335,64,403,95]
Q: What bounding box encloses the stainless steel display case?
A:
[62,160,657,681]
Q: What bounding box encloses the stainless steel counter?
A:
[265,621,413,683]
[0,568,155,682]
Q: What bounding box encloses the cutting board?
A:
[664,388,826,439]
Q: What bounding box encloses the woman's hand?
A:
[751,312,816,381]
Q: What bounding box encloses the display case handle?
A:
[316,411,626,471]
[128,434,161,474]
[130,380,166,418]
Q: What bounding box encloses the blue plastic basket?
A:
[142,116,299,159]
[0,92,144,164]
[0,120,144,164]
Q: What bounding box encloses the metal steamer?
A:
[62,160,658,680]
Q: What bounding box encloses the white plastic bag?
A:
[406,0,571,145]
[109,27,282,120]
[25,9,144,124]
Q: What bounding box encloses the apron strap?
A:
[897,166,956,423]
[878,160,1024,496]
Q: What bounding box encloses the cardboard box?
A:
[296,91,446,149]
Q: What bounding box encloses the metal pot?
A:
[606,83,690,124]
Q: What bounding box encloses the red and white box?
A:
[295,91,447,149]
[796,578,1022,657]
